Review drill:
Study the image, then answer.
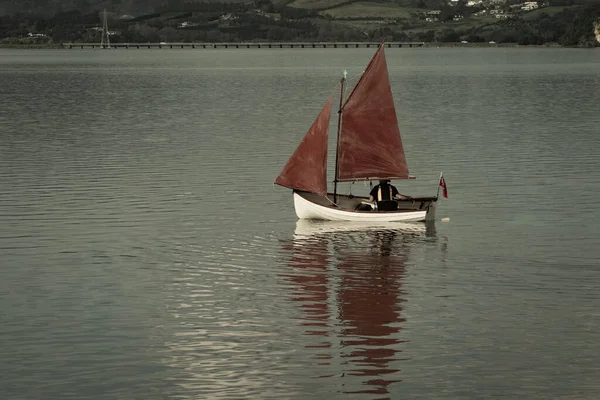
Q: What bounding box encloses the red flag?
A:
[439,175,448,198]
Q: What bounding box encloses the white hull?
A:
[293,192,435,222]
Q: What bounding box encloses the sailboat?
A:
[275,41,440,223]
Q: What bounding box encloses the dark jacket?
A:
[370,183,399,201]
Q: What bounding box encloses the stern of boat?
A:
[425,199,437,222]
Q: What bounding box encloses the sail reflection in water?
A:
[281,221,432,397]
[337,230,407,395]
[279,229,333,363]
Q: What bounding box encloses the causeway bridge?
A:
[62,41,426,49]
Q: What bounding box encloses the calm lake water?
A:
[1,47,599,399]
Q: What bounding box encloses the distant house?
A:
[178,21,199,28]
[90,27,118,35]
[421,10,441,21]
[220,13,238,21]
[521,1,538,10]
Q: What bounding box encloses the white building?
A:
[521,1,538,10]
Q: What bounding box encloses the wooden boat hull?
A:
[294,219,428,239]
[293,191,436,222]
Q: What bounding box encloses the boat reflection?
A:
[281,220,433,397]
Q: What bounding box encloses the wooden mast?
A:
[333,75,345,204]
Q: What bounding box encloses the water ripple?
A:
[2,48,600,400]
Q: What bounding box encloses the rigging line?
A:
[344,71,363,88]
[339,48,380,92]
[330,40,389,99]
[324,195,341,208]
[319,60,369,105]
[321,60,368,109]
[324,72,348,104]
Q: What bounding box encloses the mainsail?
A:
[336,45,409,182]
[275,97,333,196]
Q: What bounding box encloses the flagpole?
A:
[436,172,442,199]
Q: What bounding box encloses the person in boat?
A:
[369,180,409,202]
[368,180,410,211]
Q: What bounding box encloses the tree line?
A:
[0,1,598,47]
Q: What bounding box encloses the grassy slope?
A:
[320,2,420,19]
[287,0,351,9]
[520,5,578,18]
[285,0,595,42]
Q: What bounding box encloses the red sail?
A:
[275,97,333,196]
[337,45,409,182]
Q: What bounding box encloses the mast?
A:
[333,75,346,204]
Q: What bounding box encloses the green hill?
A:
[0,0,598,46]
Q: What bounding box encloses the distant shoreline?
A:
[0,41,575,50]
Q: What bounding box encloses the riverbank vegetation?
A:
[0,0,598,47]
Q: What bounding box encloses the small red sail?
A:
[337,45,409,182]
[275,97,333,196]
